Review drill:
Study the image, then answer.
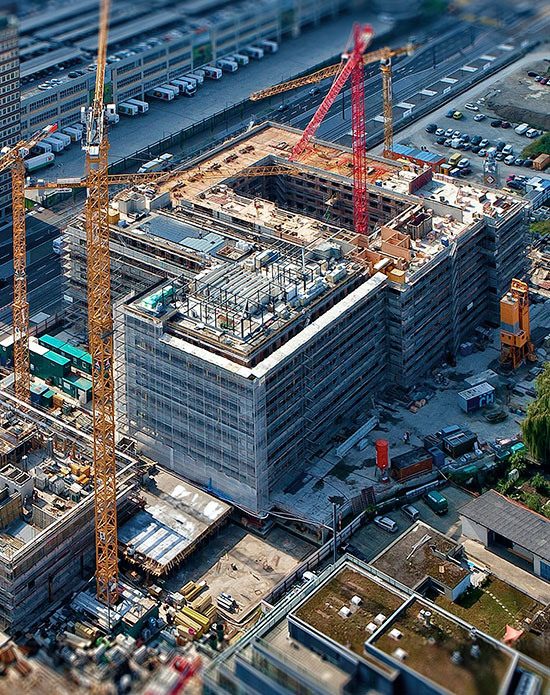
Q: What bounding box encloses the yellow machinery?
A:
[249,43,416,157]
[500,279,536,369]
[0,124,58,402]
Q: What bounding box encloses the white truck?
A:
[170,79,196,97]
[217,58,238,72]
[31,141,52,156]
[63,126,82,142]
[259,39,278,53]
[126,98,149,114]
[186,72,203,85]
[24,153,55,172]
[42,137,64,153]
[161,83,179,98]
[50,132,71,148]
[203,66,222,80]
[244,45,264,59]
[230,53,249,66]
[118,102,139,116]
[147,86,175,101]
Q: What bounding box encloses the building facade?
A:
[0,7,20,235]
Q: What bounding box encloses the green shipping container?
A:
[40,389,55,409]
[38,334,66,353]
[81,352,92,375]
[43,351,71,384]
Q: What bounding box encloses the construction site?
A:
[57,120,528,512]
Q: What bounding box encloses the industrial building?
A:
[60,122,527,513]
[18,0,361,138]
[202,555,550,695]
[460,490,550,580]
[0,7,20,235]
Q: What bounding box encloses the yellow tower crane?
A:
[249,43,416,157]
[0,123,58,401]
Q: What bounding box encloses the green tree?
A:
[521,363,550,471]
[531,472,549,495]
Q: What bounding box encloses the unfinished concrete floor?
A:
[163,524,315,622]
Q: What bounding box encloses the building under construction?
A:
[61,123,527,512]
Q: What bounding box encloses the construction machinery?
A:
[500,279,536,369]
[250,42,415,159]
[0,124,58,401]
[82,0,118,604]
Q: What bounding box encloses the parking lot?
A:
[346,486,474,562]
[378,47,550,190]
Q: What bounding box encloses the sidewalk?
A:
[461,537,550,603]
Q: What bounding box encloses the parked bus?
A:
[217,58,238,72]
[30,141,52,156]
[126,98,149,114]
[118,102,139,116]
[42,137,64,153]
[203,66,222,80]
[260,39,278,53]
[63,126,82,142]
[25,153,55,172]
[170,79,196,97]
[230,53,249,66]
[244,45,264,59]
[147,86,175,101]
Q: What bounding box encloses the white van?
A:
[118,102,139,116]
[126,98,149,114]
[245,45,264,59]
[171,78,196,97]
[43,137,64,153]
[374,516,398,533]
[260,39,278,53]
[217,58,238,73]
[514,123,529,135]
[230,53,249,66]
[203,66,222,80]
[148,86,175,101]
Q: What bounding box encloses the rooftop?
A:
[372,599,513,695]
[371,522,469,591]
[459,490,550,563]
[118,469,232,575]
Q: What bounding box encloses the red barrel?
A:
[375,439,389,471]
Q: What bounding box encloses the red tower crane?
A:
[288,24,373,235]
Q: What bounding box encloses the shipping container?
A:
[441,429,477,458]
[458,382,495,413]
[390,447,432,481]
[38,333,66,352]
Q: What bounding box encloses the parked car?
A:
[504,154,516,165]
[459,167,471,176]
[514,158,525,166]
[458,158,470,168]
[277,103,288,112]
[445,127,454,137]
[424,491,448,515]
[501,121,511,129]
[425,123,438,133]
[473,113,486,121]
[452,111,463,120]
[340,543,368,562]
[478,149,487,157]
[444,138,452,146]
[541,78,549,85]
[495,152,505,161]
[374,516,398,533]
[435,128,445,136]
[464,102,479,111]
[502,144,514,154]
[535,76,543,82]
[479,138,489,147]
[401,504,420,522]
[471,145,481,154]
[496,141,506,151]
[436,136,446,145]
[490,119,502,127]
[527,71,539,77]
[461,142,471,151]
[524,159,534,168]
[470,135,482,145]
[445,109,456,118]
[309,87,320,96]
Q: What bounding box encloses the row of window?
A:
[61,95,87,113]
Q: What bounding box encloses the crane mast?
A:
[84,0,118,604]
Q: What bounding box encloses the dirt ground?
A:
[163,523,315,621]
[486,58,550,131]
